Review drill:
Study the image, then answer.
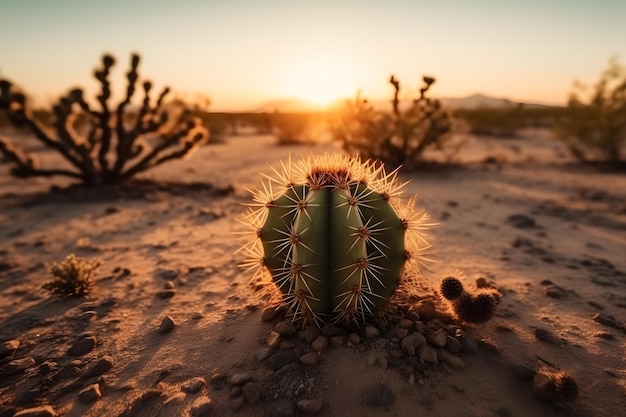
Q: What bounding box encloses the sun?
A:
[281,56,356,108]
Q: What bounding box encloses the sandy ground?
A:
[0,130,625,417]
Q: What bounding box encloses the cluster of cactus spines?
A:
[240,154,432,327]
[533,367,579,404]
[0,53,209,185]
[439,275,499,324]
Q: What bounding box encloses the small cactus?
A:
[241,154,432,326]
[439,275,499,324]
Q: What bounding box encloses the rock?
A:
[191,312,204,320]
[182,377,206,394]
[269,399,296,417]
[321,324,344,337]
[268,351,297,371]
[155,268,179,280]
[329,335,345,346]
[13,406,57,417]
[0,339,19,357]
[400,332,426,356]
[363,383,396,408]
[267,331,281,348]
[242,382,261,404]
[164,280,175,289]
[78,383,101,404]
[303,326,321,344]
[439,351,465,369]
[364,326,379,339]
[158,316,175,333]
[275,321,297,336]
[261,307,282,322]
[297,398,324,414]
[256,347,274,361]
[507,213,536,229]
[190,396,213,417]
[414,300,437,321]
[427,329,447,348]
[3,357,35,376]
[279,341,296,350]
[544,285,566,299]
[156,289,176,299]
[593,313,626,332]
[347,333,361,345]
[445,336,463,353]
[68,335,97,356]
[229,373,252,386]
[418,345,438,363]
[85,355,114,377]
[311,336,328,352]
[209,373,227,390]
[299,352,319,366]
[534,328,560,345]
[406,311,420,321]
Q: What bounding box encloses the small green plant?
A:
[557,57,626,164]
[439,275,499,324]
[0,53,209,185]
[241,154,432,327]
[43,254,102,297]
[331,75,452,168]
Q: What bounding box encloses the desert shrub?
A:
[330,75,451,168]
[0,53,209,185]
[270,112,317,145]
[43,254,102,298]
[454,105,525,137]
[557,58,626,163]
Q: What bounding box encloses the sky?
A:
[1,0,625,111]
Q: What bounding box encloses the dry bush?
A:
[330,75,451,168]
[270,112,318,145]
[43,254,102,298]
[0,53,209,185]
[557,58,626,164]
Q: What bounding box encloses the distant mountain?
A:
[251,98,329,113]
[438,93,559,110]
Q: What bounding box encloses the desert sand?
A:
[1,129,625,417]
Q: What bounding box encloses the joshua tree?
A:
[0,53,209,185]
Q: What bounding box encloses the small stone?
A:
[348,333,360,345]
[544,285,565,299]
[164,280,175,289]
[397,319,413,329]
[300,352,319,366]
[191,312,204,320]
[13,406,57,417]
[2,357,35,376]
[209,373,227,390]
[507,213,536,229]
[78,383,101,404]
[366,353,377,366]
[363,383,396,408]
[275,321,297,336]
[395,328,409,339]
[256,347,273,361]
[475,277,489,288]
[364,326,380,339]
[229,373,252,386]
[445,336,462,353]
[279,340,296,350]
[376,353,388,369]
[158,316,175,333]
[267,331,281,348]
[68,335,97,356]
[85,355,114,377]
[303,326,321,344]
[0,339,19,357]
[268,351,297,371]
[418,345,438,363]
[182,377,206,394]
[156,289,176,299]
[190,396,213,417]
[261,307,281,322]
[427,329,447,348]
[311,336,328,352]
[242,382,261,404]
[296,398,324,414]
[439,351,465,369]
[155,268,179,280]
[406,311,420,321]
[400,332,426,356]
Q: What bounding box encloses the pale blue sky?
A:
[1,0,625,110]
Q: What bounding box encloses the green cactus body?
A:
[245,154,429,326]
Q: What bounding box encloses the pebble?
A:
[158,316,175,333]
[229,373,252,386]
[190,396,213,417]
[268,351,297,371]
[348,333,361,345]
[267,331,281,348]
[439,351,465,369]
[398,319,414,329]
[68,335,97,356]
[364,326,380,339]
[321,324,345,337]
[164,280,175,289]
[182,377,206,394]
[311,336,328,352]
[296,398,324,414]
[85,355,114,377]
[400,332,426,356]
[275,321,297,336]
[3,356,35,376]
[156,289,176,299]
[445,336,463,353]
[13,406,57,417]
[191,312,204,320]
[210,373,228,390]
[303,326,321,344]
[414,300,437,321]
[329,335,345,346]
[300,352,319,366]
[0,339,20,357]
[155,268,179,280]
[427,329,447,348]
[406,311,420,321]
[261,307,282,322]
[507,213,537,229]
[418,345,438,363]
[544,285,565,299]
[256,347,274,361]
[242,382,261,404]
[78,383,101,404]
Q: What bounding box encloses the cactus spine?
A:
[241,154,431,326]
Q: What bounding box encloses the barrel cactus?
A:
[241,154,431,327]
